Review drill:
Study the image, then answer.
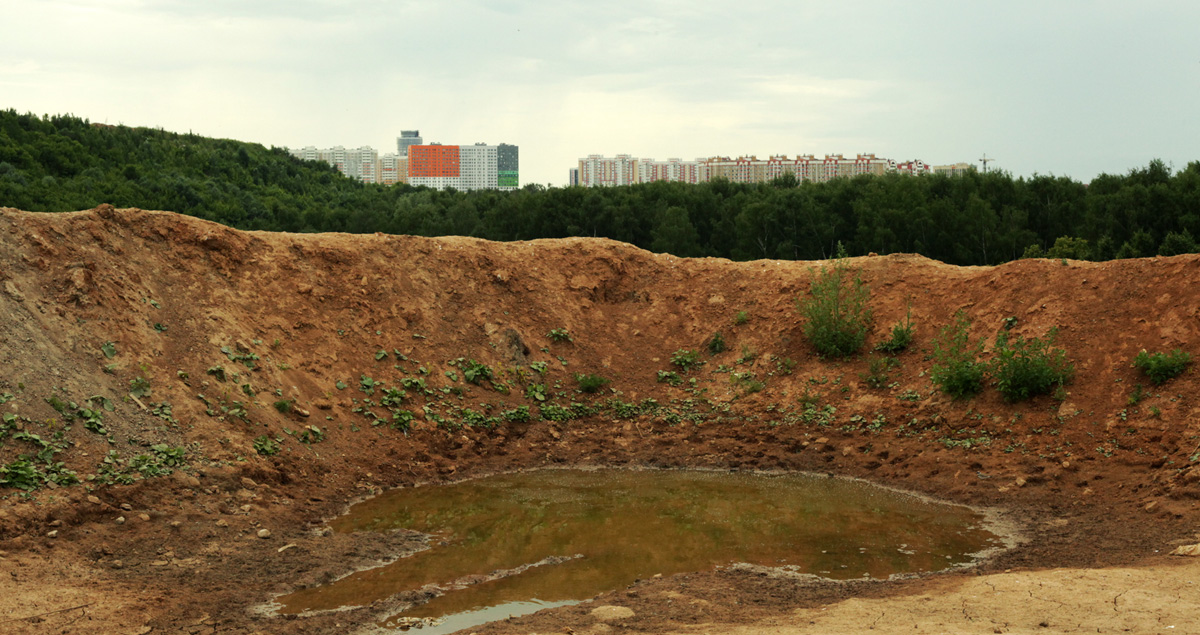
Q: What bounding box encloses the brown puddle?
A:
[276,468,1005,632]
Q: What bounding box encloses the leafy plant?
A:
[707,332,727,355]
[151,444,187,467]
[129,376,152,398]
[461,359,494,385]
[101,341,117,358]
[390,409,415,432]
[529,361,548,375]
[929,310,985,399]
[547,328,572,343]
[380,387,406,407]
[670,349,702,372]
[525,383,548,401]
[296,425,325,444]
[990,328,1074,402]
[733,310,749,326]
[1133,349,1192,385]
[656,370,683,386]
[0,458,42,491]
[206,365,227,382]
[798,244,872,357]
[501,405,531,423]
[273,399,293,413]
[221,345,260,369]
[253,435,281,456]
[575,373,611,393]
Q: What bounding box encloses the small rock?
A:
[240,504,252,513]
[1145,501,1159,513]
[240,477,258,489]
[257,528,272,539]
[120,503,133,511]
[111,560,123,569]
[87,495,102,505]
[115,516,126,525]
[151,560,169,566]
[215,519,229,528]
[46,530,58,538]
[815,437,829,445]
[1015,477,1027,487]
[138,514,150,522]
[48,519,63,527]
[591,606,635,622]
[169,521,182,528]
[1170,544,1200,557]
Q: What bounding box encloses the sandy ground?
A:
[2,205,1199,634]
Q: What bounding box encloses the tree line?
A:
[2,110,1197,265]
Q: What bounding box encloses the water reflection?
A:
[277,469,1000,630]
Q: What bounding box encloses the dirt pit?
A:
[1,206,1199,634]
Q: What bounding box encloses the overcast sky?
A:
[3,0,1197,186]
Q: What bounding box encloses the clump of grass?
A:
[876,305,914,353]
[707,332,727,355]
[574,373,611,394]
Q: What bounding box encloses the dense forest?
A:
[2,110,1198,265]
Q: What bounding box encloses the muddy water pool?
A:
[276,468,1003,632]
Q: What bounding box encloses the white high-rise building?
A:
[288,145,379,184]
[458,143,500,191]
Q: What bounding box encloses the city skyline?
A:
[3,2,1197,188]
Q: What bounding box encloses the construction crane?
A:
[979,153,995,173]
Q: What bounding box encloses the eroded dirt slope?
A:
[1,206,1198,634]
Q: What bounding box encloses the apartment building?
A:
[288,132,518,190]
[289,145,379,184]
[577,154,639,187]
[407,142,520,191]
[576,153,931,186]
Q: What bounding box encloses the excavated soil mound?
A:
[1,206,1199,634]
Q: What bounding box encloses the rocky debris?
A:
[1170,544,1200,557]
[591,605,635,622]
[257,528,272,539]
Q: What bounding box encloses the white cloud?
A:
[1,0,1197,185]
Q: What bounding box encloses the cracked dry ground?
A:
[1,206,1199,635]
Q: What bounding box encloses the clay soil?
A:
[1,206,1198,635]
